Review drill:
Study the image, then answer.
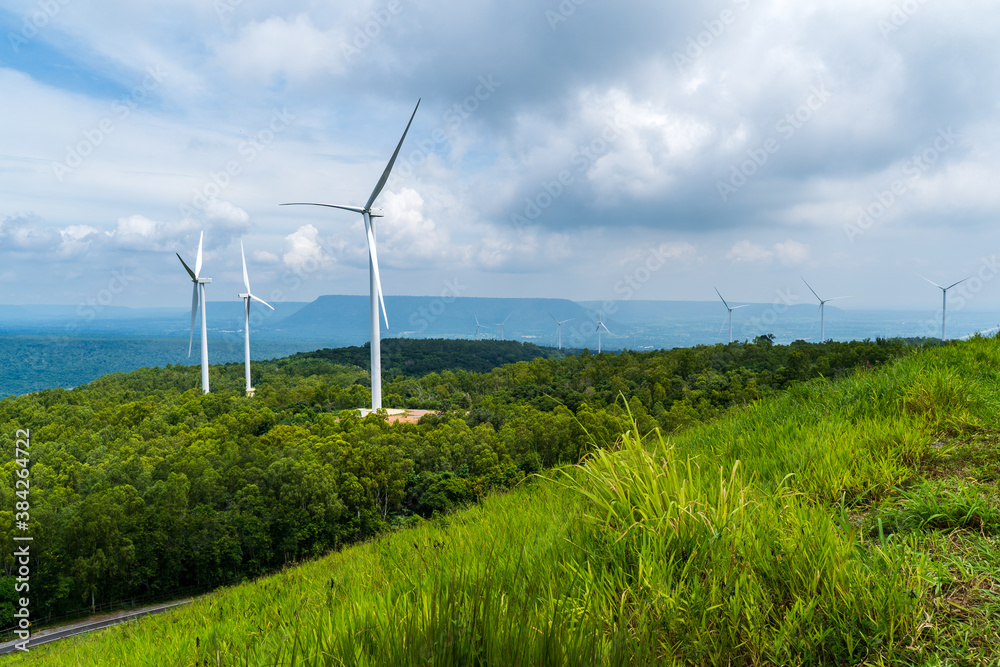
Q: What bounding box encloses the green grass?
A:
[9,338,1000,665]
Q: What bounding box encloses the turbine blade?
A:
[249,293,275,310]
[714,287,730,310]
[281,202,366,215]
[177,253,197,281]
[364,215,389,328]
[365,99,421,210]
[241,240,251,293]
[919,275,944,290]
[502,314,511,325]
[732,304,749,310]
[195,231,204,278]
[946,277,972,290]
[189,283,198,357]
[548,312,558,323]
[801,277,822,302]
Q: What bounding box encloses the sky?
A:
[2,0,1000,315]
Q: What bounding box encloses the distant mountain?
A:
[268,295,594,347]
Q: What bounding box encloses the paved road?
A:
[0,600,192,655]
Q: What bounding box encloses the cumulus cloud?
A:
[726,240,774,263]
[112,215,200,252]
[283,224,332,273]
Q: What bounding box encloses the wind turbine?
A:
[474,314,488,339]
[596,310,612,353]
[281,99,420,411]
[495,314,512,341]
[549,312,574,350]
[714,287,748,344]
[238,241,274,397]
[176,231,211,393]
[801,278,849,342]
[921,275,971,340]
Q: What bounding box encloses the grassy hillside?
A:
[9,337,999,664]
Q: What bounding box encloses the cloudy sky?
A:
[2,0,1000,313]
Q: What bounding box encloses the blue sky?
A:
[2,0,1000,315]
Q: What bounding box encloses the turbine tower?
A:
[282,99,420,411]
[714,287,748,344]
[801,277,848,342]
[176,231,211,393]
[548,312,574,350]
[596,310,611,353]
[238,241,274,397]
[495,314,511,341]
[921,275,971,341]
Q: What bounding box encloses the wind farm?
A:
[8,4,1000,664]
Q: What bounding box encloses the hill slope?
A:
[9,337,1000,665]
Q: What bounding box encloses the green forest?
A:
[0,336,925,628]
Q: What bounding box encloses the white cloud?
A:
[283,224,330,272]
[774,240,810,266]
[726,240,774,263]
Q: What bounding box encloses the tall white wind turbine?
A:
[176,232,211,393]
[474,314,487,339]
[596,310,612,353]
[282,100,420,411]
[714,288,748,344]
[548,312,574,350]
[921,275,971,340]
[238,241,274,397]
[495,314,512,341]
[801,278,849,342]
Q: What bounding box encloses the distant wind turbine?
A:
[238,241,274,397]
[176,232,211,393]
[495,314,512,341]
[549,312,574,350]
[714,287,748,344]
[474,314,489,339]
[596,310,612,353]
[921,275,971,341]
[281,99,420,411]
[801,278,849,342]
